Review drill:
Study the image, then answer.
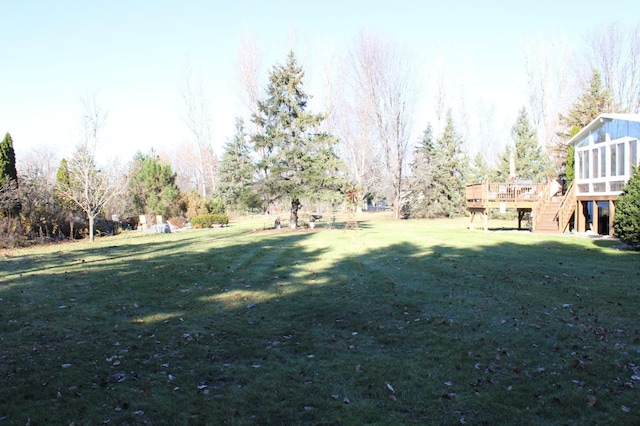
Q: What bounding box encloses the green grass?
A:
[1,216,639,425]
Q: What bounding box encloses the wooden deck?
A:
[466,182,546,208]
[466,182,549,230]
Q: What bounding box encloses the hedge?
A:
[191,213,229,228]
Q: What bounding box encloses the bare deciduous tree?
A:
[522,29,573,171]
[235,28,263,121]
[56,95,125,242]
[180,57,217,197]
[349,30,417,219]
[325,50,380,210]
[583,21,640,113]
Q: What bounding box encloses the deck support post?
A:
[469,208,489,231]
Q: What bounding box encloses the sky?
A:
[2,0,639,167]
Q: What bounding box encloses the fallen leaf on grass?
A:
[386,383,396,393]
[622,405,631,412]
[587,395,597,407]
[389,394,397,401]
[343,397,351,404]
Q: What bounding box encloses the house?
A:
[569,113,640,235]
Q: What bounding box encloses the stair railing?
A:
[532,180,553,232]
[557,181,576,233]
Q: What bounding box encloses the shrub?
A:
[191,213,229,229]
[206,197,226,214]
[613,166,640,247]
[0,217,26,248]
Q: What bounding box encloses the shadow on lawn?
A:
[1,225,639,425]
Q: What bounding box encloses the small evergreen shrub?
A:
[191,213,229,229]
[613,166,640,247]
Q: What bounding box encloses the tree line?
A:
[2,23,639,245]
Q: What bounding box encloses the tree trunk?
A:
[89,215,95,242]
[290,198,301,228]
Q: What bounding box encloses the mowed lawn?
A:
[1,215,639,425]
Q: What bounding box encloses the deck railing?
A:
[466,182,547,204]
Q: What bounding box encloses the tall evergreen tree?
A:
[409,112,467,218]
[217,118,257,211]
[559,69,617,137]
[468,151,497,184]
[406,125,436,218]
[498,107,550,182]
[251,51,345,227]
[556,69,617,177]
[0,132,18,184]
[0,132,20,216]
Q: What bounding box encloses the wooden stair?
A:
[533,196,563,234]
[531,181,576,234]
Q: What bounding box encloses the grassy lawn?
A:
[1,215,639,425]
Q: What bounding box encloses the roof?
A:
[568,113,640,146]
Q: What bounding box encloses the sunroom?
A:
[571,114,640,235]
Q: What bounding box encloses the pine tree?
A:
[129,151,180,219]
[0,132,18,184]
[217,118,257,212]
[468,151,497,184]
[251,51,345,226]
[410,112,468,218]
[556,69,617,176]
[498,107,550,182]
[613,166,640,247]
[559,70,616,136]
[407,125,436,218]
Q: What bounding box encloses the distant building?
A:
[569,114,640,235]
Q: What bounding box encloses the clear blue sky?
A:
[2,1,638,163]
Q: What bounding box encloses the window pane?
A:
[611,145,617,176]
[618,143,625,176]
[600,146,606,177]
[630,140,638,171]
[592,148,599,178]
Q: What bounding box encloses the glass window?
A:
[584,150,589,179]
[600,146,606,177]
[618,143,625,176]
[630,140,638,171]
[592,148,599,178]
[611,145,617,176]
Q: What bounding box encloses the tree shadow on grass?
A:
[1,225,638,425]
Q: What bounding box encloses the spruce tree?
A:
[468,151,497,184]
[251,51,345,226]
[407,125,436,218]
[556,69,617,176]
[559,69,616,136]
[613,166,640,247]
[217,118,257,212]
[0,132,18,184]
[498,107,550,182]
[410,112,468,218]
